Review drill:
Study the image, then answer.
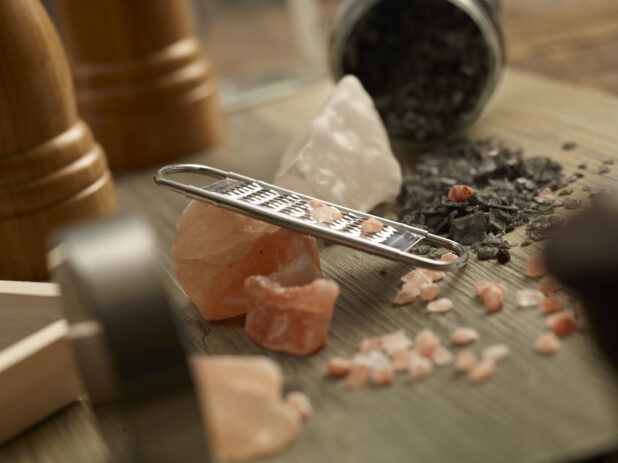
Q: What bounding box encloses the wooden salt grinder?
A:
[0,0,118,281]
[51,0,226,171]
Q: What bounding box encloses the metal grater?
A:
[154,164,468,270]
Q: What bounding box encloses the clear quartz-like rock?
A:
[274,75,402,212]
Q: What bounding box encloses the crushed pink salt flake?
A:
[307,199,325,209]
[451,327,479,346]
[455,350,478,372]
[534,332,561,355]
[370,365,394,386]
[310,205,342,223]
[482,344,510,363]
[526,256,547,278]
[360,218,384,236]
[394,286,416,305]
[430,346,454,366]
[419,268,445,282]
[427,298,453,313]
[539,276,559,296]
[420,282,440,302]
[356,336,382,354]
[468,358,496,383]
[546,310,577,337]
[440,252,457,262]
[380,331,413,355]
[516,289,545,307]
[285,392,313,422]
[391,349,416,372]
[538,187,555,199]
[474,280,506,297]
[540,294,565,314]
[326,357,351,378]
[448,185,474,203]
[475,282,505,313]
[415,329,441,357]
[346,363,370,390]
[401,269,433,285]
[409,356,433,381]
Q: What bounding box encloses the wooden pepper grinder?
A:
[0,0,118,281]
[50,0,225,171]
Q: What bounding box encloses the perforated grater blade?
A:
[154,164,468,270]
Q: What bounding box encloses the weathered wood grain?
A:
[2,69,617,462]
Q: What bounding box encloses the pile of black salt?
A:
[395,138,580,261]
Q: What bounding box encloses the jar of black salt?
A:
[330,0,505,143]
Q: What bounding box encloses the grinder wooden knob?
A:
[0,0,118,281]
[51,0,226,171]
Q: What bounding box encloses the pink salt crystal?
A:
[285,391,313,422]
[474,280,506,297]
[356,336,382,354]
[546,310,577,337]
[421,269,446,282]
[360,217,384,235]
[451,327,479,346]
[244,276,340,355]
[482,344,510,363]
[173,200,321,321]
[538,187,555,199]
[430,346,454,366]
[370,365,394,386]
[534,332,561,355]
[420,282,440,302]
[391,349,416,372]
[455,350,478,372]
[401,268,433,285]
[481,285,505,313]
[415,329,441,357]
[539,276,559,296]
[441,252,457,262]
[310,205,342,223]
[394,286,416,305]
[468,358,496,383]
[526,256,547,278]
[409,356,433,381]
[448,184,474,203]
[326,357,352,378]
[540,294,565,314]
[307,199,325,209]
[380,330,413,355]
[516,289,545,307]
[427,297,453,313]
[346,363,370,390]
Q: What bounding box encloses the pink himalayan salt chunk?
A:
[420,282,440,302]
[285,391,313,422]
[427,297,453,313]
[482,344,510,363]
[475,282,505,313]
[474,280,507,297]
[422,268,446,282]
[394,286,416,305]
[380,330,413,355]
[371,365,395,386]
[326,357,351,378]
[441,252,457,262]
[356,336,382,354]
[401,269,433,286]
[538,187,555,199]
[534,332,562,354]
[455,350,478,372]
[468,358,496,383]
[307,199,325,209]
[361,217,384,235]
[451,327,479,346]
[540,294,566,314]
[539,276,560,296]
[190,355,300,462]
[310,205,342,223]
[448,184,474,203]
[346,363,370,390]
[415,329,441,357]
[409,356,433,381]
[526,256,547,278]
[430,346,454,366]
[391,349,418,372]
[173,201,321,321]
[244,276,340,355]
[546,310,577,337]
[516,289,545,307]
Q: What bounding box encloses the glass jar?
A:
[329,0,505,144]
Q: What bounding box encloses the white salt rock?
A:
[380,330,413,356]
[516,289,546,307]
[482,344,510,363]
[427,298,453,313]
[310,205,342,223]
[274,75,402,212]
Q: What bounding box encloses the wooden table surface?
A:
[2,1,618,462]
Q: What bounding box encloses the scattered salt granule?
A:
[380,330,413,355]
[427,297,453,313]
[326,357,352,378]
[409,356,434,381]
[401,268,433,285]
[285,391,313,422]
[361,217,384,235]
[540,294,565,314]
[275,75,402,212]
[468,358,496,383]
[422,268,446,282]
[430,346,454,366]
[346,362,371,390]
[516,289,546,307]
[173,200,322,321]
[356,336,382,354]
[534,332,562,355]
[391,349,417,372]
[441,252,457,262]
[474,280,506,297]
[394,286,416,305]
[448,184,474,203]
[307,199,325,209]
[482,344,510,363]
[190,355,301,462]
[455,350,478,372]
[371,365,395,386]
[538,187,555,199]
[244,276,340,355]
[420,282,440,301]
[451,327,479,346]
[526,256,547,278]
[415,329,441,356]
[546,310,577,337]
[310,204,343,223]
[475,281,506,312]
[539,276,559,296]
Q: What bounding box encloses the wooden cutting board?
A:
[1,69,617,462]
